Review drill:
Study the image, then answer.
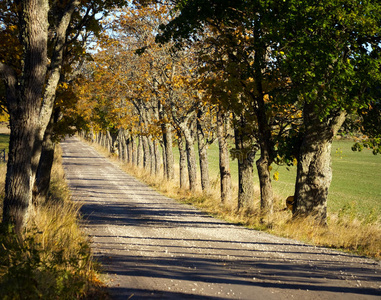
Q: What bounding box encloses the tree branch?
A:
[40,0,80,125]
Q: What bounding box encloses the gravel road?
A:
[61,137,381,300]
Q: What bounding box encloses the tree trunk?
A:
[177,132,188,189]
[256,151,274,217]
[142,135,151,171]
[251,28,275,219]
[137,135,143,168]
[106,130,113,153]
[124,134,129,163]
[100,132,105,148]
[197,109,210,193]
[162,141,167,177]
[234,118,255,210]
[147,136,155,175]
[130,136,137,166]
[118,128,124,161]
[182,125,198,192]
[3,122,38,232]
[33,110,58,203]
[153,139,161,176]
[217,109,232,203]
[2,0,50,232]
[162,122,175,180]
[294,105,347,224]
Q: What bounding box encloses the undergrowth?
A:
[0,148,108,299]
[90,141,381,261]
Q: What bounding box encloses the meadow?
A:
[173,138,381,220]
[0,133,9,153]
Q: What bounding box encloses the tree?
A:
[158,0,295,218]
[279,0,381,224]
[158,0,381,225]
[216,108,232,203]
[0,0,125,233]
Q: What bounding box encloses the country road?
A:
[61,137,381,300]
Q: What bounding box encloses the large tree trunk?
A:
[177,132,188,189]
[2,0,50,232]
[234,117,255,210]
[197,109,210,193]
[294,105,346,224]
[217,109,232,203]
[4,122,39,232]
[256,150,273,217]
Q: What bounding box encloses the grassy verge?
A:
[89,140,381,260]
[0,145,108,299]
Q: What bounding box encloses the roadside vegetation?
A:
[0,1,380,297]
[0,132,108,299]
[87,138,381,260]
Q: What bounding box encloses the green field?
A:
[0,134,9,151]
[268,139,381,218]
[173,139,381,219]
[0,133,9,163]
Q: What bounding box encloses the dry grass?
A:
[0,146,109,299]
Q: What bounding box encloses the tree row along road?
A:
[60,137,381,300]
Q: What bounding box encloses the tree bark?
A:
[137,135,143,168]
[234,117,255,210]
[33,109,59,203]
[251,26,275,219]
[197,109,210,193]
[118,128,124,161]
[147,136,155,175]
[124,134,129,163]
[294,104,347,224]
[217,109,232,203]
[256,151,274,217]
[130,136,136,166]
[181,124,198,192]
[162,122,175,180]
[142,135,151,171]
[2,0,50,232]
[177,132,188,189]
[106,130,113,153]
[153,139,161,176]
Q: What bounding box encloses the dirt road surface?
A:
[61,137,381,300]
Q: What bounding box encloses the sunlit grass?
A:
[0,134,9,151]
[0,144,108,299]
